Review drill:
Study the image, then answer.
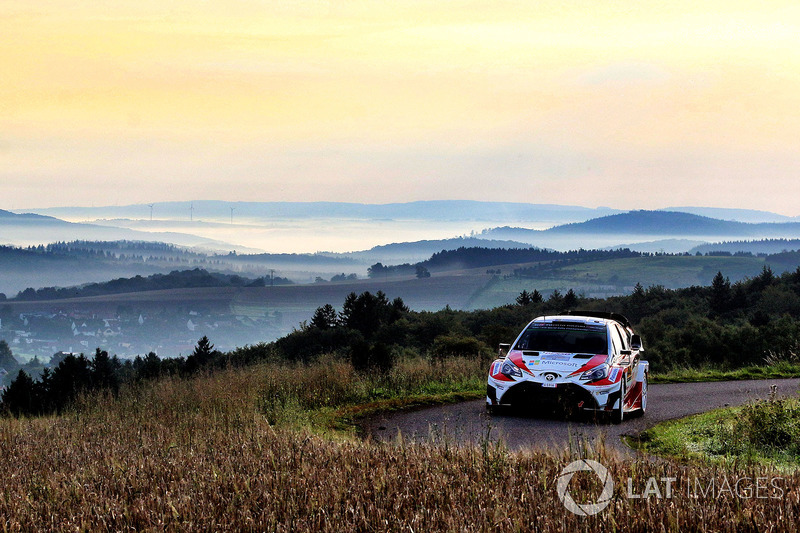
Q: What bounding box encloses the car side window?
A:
[609,326,622,355]
[614,325,628,350]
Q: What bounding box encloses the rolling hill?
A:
[479,210,800,250]
[546,210,800,236]
[20,201,622,224]
[0,209,238,250]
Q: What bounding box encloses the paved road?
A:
[367,378,800,455]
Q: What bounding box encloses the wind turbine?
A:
[147,204,154,221]
[230,206,235,224]
[190,202,194,222]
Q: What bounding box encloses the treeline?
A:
[1,338,224,416]
[422,246,641,271]
[247,264,800,373]
[13,268,292,301]
[6,264,800,416]
[367,247,643,277]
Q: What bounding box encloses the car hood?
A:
[508,350,607,377]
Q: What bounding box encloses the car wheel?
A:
[639,373,648,415]
[611,380,625,424]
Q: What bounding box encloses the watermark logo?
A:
[556,459,614,516]
[557,459,785,516]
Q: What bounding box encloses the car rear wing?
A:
[558,310,633,329]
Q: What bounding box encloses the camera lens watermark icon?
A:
[557,459,614,516]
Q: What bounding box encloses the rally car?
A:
[486,312,647,422]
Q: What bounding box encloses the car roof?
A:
[533,315,611,328]
[557,310,633,329]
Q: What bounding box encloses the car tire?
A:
[639,372,648,415]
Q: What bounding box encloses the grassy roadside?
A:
[248,355,487,437]
[630,392,800,470]
[650,361,800,384]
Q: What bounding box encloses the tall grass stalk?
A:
[2,356,799,531]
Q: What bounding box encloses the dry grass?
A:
[2,359,800,531]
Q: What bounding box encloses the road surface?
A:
[366,378,800,455]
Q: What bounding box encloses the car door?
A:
[611,323,635,400]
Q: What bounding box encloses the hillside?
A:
[479,210,800,250]
[663,206,798,223]
[547,210,800,236]
[11,268,292,301]
[0,210,236,250]
[21,201,622,224]
[690,239,800,255]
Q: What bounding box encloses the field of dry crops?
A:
[1,359,799,531]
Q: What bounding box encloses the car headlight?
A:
[501,360,523,379]
[580,364,608,382]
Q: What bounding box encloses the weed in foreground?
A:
[1,359,799,531]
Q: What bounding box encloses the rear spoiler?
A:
[558,310,633,329]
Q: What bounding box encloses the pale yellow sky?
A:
[2,0,800,213]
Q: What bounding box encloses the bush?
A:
[431,335,490,358]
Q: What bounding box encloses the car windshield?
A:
[513,322,608,355]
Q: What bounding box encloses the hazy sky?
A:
[3,1,800,213]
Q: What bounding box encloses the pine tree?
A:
[516,290,532,306]
[563,289,578,309]
[2,370,37,416]
[0,340,19,372]
[709,271,731,315]
[310,304,338,329]
[186,336,216,373]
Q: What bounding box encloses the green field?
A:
[632,394,800,470]
[469,255,766,309]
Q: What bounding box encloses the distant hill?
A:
[20,201,622,224]
[690,239,800,256]
[330,237,536,263]
[0,209,239,250]
[0,209,61,222]
[548,211,758,235]
[12,268,291,301]
[483,211,800,239]
[765,251,800,273]
[663,207,797,223]
[602,239,707,254]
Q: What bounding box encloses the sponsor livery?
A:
[486,312,648,422]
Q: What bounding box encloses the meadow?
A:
[470,255,767,308]
[2,357,800,531]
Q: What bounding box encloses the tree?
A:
[632,283,645,299]
[0,340,19,372]
[367,263,386,278]
[91,348,120,395]
[709,271,731,315]
[516,290,532,306]
[350,340,394,373]
[48,354,92,410]
[133,352,162,380]
[2,370,37,416]
[548,290,563,307]
[563,289,578,309]
[415,265,431,279]
[186,336,217,373]
[310,304,338,330]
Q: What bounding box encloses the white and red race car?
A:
[486,312,648,422]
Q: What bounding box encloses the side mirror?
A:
[498,343,511,357]
[631,335,643,351]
